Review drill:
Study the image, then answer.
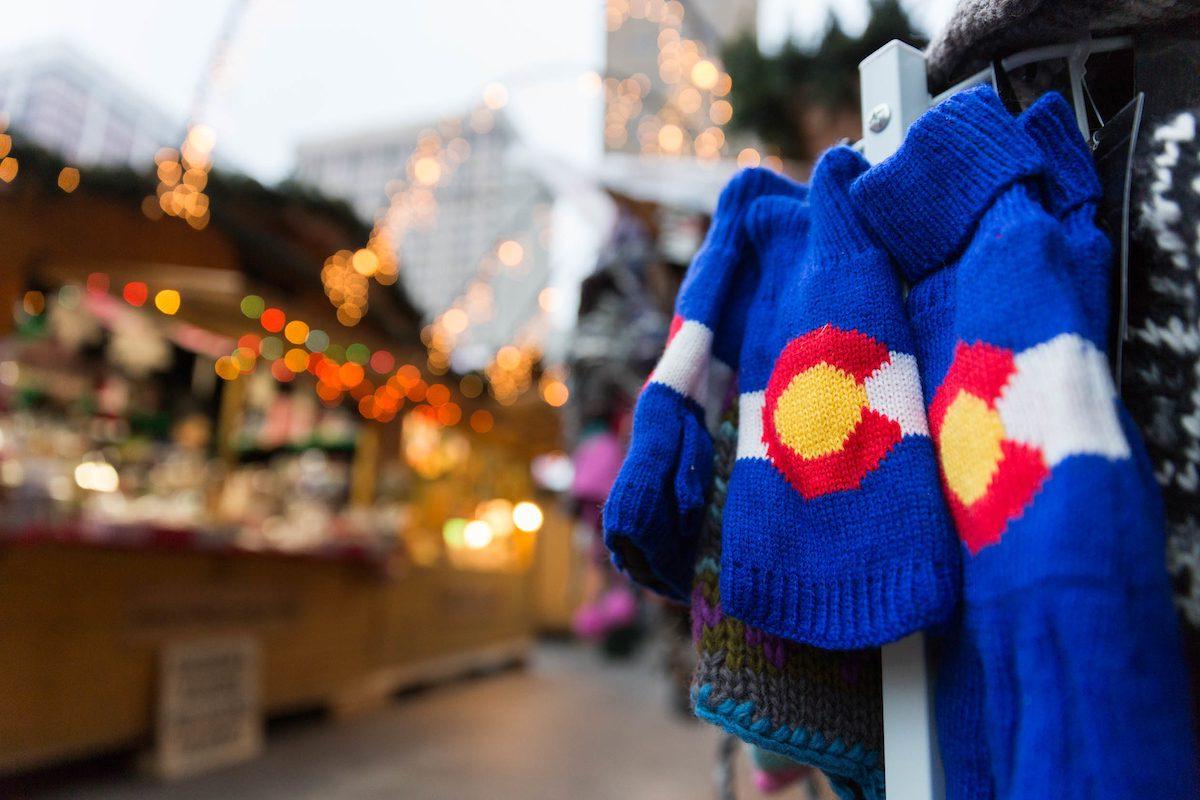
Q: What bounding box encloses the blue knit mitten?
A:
[604,168,807,601]
[853,85,1198,800]
[720,147,959,649]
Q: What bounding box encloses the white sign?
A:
[155,636,262,779]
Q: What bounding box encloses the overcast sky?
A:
[0,0,959,182]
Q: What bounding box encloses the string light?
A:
[154,289,181,315]
[57,167,81,193]
[603,0,735,159]
[512,501,544,533]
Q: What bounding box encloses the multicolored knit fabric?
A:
[691,411,885,800]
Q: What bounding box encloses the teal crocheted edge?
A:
[692,683,886,800]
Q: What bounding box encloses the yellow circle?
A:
[772,363,867,459]
[939,390,1005,505]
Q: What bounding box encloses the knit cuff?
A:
[722,550,960,650]
[851,85,1043,283]
[1019,92,1102,216]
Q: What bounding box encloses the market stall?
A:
[0,145,566,774]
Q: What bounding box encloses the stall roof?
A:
[0,141,426,349]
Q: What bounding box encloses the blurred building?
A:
[606,0,756,93]
[604,0,756,156]
[294,112,556,372]
[0,42,178,168]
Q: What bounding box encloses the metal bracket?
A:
[858,38,943,800]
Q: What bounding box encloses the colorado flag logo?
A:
[738,325,929,499]
[930,334,1130,554]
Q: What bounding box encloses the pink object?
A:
[753,765,810,794]
[570,431,624,503]
[572,602,607,641]
[598,586,638,628]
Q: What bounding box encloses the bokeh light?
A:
[240,295,265,318]
[260,307,285,332]
[122,282,148,307]
[154,289,180,315]
[512,501,544,533]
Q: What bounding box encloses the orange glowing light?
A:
[57,167,80,193]
[284,348,310,373]
[351,248,379,277]
[496,346,521,370]
[469,409,494,433]
[397,364,421,387]
[436,402,462,426]
[215,356,239,381]
[426,383,451,407]
[658,124,684,153]
[338,362,365,387]
[709,100,733,126]
[406,380,428,403]
[542,380,570,407]
[238,334,262,353]
[154,289,181,315]
[413,156,441,186]
[284,320,309,345]
[260,308,285,333]
[442,308,469,334]
[691,59,719,90]
[537,287,560,312]
[736,148,761,168]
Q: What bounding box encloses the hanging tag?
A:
[1091,91,1145,391]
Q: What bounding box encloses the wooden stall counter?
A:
[0,531,534,775]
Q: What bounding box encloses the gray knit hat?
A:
[927,0,1200,91]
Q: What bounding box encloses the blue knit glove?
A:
[720,147,959,649]
[853,85,1198,800]
[604,168,807,601]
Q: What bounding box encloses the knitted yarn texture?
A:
[925,0,1200,92]
[852,85,1198,800]
[720,147,959,649]
[691,411,885,800]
